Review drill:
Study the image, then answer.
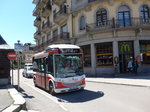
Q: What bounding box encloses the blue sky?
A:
[0,0,36,48]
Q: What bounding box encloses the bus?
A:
[32,44,86,95]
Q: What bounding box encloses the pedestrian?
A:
[128,58,133,72]
[132,59,139,74]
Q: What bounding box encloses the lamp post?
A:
[17,40,20,91]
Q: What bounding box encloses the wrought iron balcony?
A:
[42,4,52,18]
[42,0,49,3]
[42,21,52,33]
[32,0,39,4]
[34,31,41,39]
[33,5,41,16]
[88,0,104,3]
[34,17,41,27]
[52,32,70,43]
[54,8,70,24]
[38,1,46,9]
[53,0,66,6]
[86,17,150,33]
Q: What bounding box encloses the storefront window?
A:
[140,40,150,64]
[96,42,113,66]
[81,45,91,67]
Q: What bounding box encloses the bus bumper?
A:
[54,85,85,93]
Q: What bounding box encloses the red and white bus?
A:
[32,44,86,95]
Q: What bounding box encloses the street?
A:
[13,70,150,112]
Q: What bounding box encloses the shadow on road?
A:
[55,89,104,103]
[13,85,35,99]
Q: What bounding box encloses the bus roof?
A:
[46,44,80,50]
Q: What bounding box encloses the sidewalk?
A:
[86,74,150,87]
[0,86,13,112]
[0,85,26,112]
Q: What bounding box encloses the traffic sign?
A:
[14,43,23,52]
[8,52,17,60]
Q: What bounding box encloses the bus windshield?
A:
[55,54,84,78]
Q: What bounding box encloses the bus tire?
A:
[49,82,55,95]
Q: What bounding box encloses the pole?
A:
[12,60,14,85]
[17,53,20,91]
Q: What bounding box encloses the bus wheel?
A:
[33,78,37,87]
[49,82,55,95]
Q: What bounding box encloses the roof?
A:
[0,35,13,50]
[47,44,80,49]
[0,35,7,45]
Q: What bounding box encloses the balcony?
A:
[42,21,52,33]
[42,0,49,3]
[86,18,150,34]
[34,17,41,27]
[88,0,104,3]
[53,0,66,6]
[33,5,41,16]
[42,4,52,18]
[54,8,70,24]
[52,32,70,43]
[32,0,39,4]
[34,31,41,39]
[38,1,46,9]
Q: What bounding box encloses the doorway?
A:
[118,41,134,73]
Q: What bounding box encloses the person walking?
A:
[132,59,139,74]
[128,58,133,73]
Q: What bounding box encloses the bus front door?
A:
[41,58,47,89]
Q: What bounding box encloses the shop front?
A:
[81,40,150,77]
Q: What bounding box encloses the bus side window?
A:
[40,58,45,73]
[48,55,54,76]
[33,59,39,72]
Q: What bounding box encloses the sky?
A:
[0,0,36,48]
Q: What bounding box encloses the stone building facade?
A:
[33,0,150,76]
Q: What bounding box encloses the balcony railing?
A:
[38,1,45,9]
[42,0,49,3]
[32,0,39,4]
[34,17,41,26]
[53,0,66,6]
[86,18,150,32]
[33,5,41,16]
[53,32,69,40]
[34,31,41,39]
[42,21,52,33]
[42,4,52,18]
[54,8,69,24]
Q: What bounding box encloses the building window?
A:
[79,16,86,31]
[53,29,58,38]
[95,42,113,66]
[140,5,150,23]
[61,24,68,33]
[140,40,150,64]
[81,45,91,67]
[96,8,107,27]
[117,5,131,27]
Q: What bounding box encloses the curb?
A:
[86,80,150,88]
[2,86,26,112]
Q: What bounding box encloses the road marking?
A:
[21,80,69,112]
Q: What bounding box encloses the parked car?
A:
[22,67,33,78]
[25,63,33,68]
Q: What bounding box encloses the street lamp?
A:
[17,40,20,91]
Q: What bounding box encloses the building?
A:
[22,43,35,64]
[0,35,14,85]
[33,0,150,77]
